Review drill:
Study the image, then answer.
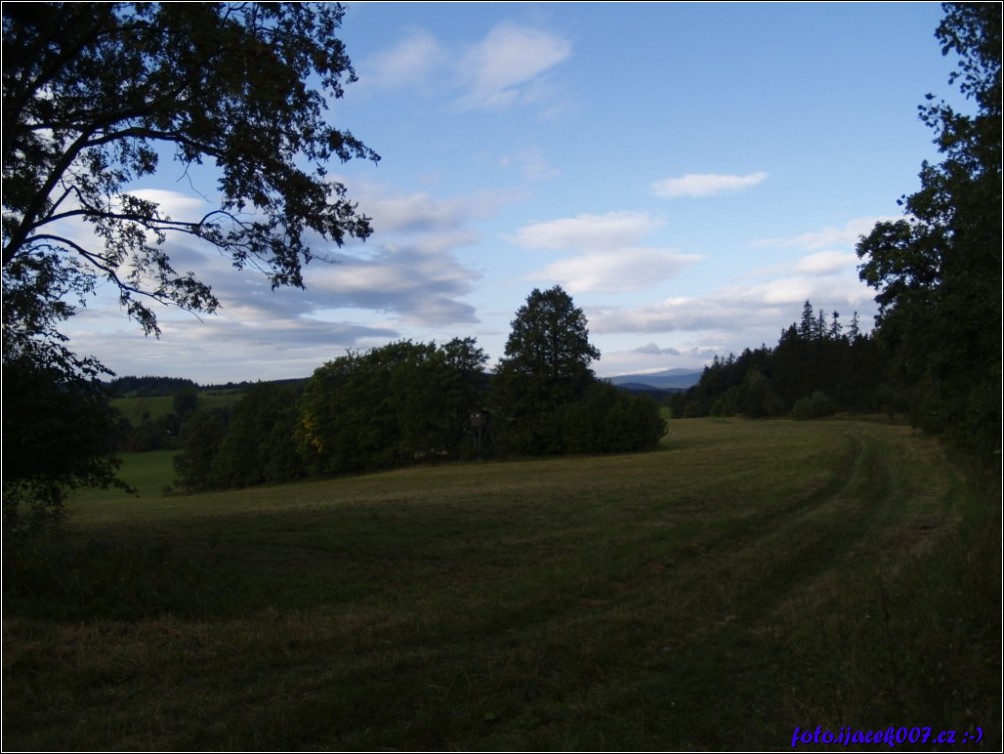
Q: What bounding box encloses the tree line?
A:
[855,3,1000,468]
[172,287,667,492]
[668,302,891,420]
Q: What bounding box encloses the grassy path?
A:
[3,419,998,750]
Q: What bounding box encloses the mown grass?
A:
[3,419,999,751]
[112,391,241,424]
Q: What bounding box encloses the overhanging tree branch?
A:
[4,1,379,332]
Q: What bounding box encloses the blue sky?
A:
[62,2,959,384]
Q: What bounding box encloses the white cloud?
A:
[756,216,896,250]
[82,317,400,382]
[512,211,697,293]
[318,241,482,326]
[129,188,208,216]
[364,192,475,235]
[354,22,572,114]
[651,172,768,198]
[58,175,521,379]
[457,23,571,110]
[532,247,702,294]
[300,185,505,325]
[511,211,663,250]
[590,276,874,336]
[794,250,859,276]
[354,184,516,236]
[358,28,448,91]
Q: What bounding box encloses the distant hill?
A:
[608,368,703,391]
[105,375,309,397]
[107,375,198,397]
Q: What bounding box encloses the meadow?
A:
[3,418,999,750]
[111,390,243,425]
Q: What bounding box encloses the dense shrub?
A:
[791,391,837,420]
[211,383,305,487]
[173,411,228,491]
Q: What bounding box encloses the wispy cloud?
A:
[591,275,874,336]
[61,172,525,384]
[360,189,508,235]
[305,183,525,325]
[533,248,702,294]
[357,28,449,91]
[793,250,859,276]
[651,172,769,198]
[511,211,663,250]
[318,241,481,326]
[511,211,700,293]
[356,21,572,115]
[129,188,208,216]
[633,343,682,356]
[756,216,895,250]
[457,23,571,110]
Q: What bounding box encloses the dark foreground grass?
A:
[3,419,999,750]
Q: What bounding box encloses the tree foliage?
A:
[174,317,665,490]
[492,286,664,455]
[672,302,890,420]
[856,2,1001,463]
[209,382,304,489]
[3,2,378,335]
[492,286,602,453]
[2,351,131,540]
[298,339,489,476]
[2,2,377,518]
[496,285,600,395]
[172,410,228,492]
[560,381,667,455]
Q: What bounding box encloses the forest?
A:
[668,302,890,420]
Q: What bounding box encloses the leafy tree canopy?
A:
[2,2,377,532]
[3,1,378,344]
[856,2,1001,462]
[299,339,490,476]
[493,286,607,454]
[496,285,600,397]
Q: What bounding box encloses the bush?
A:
[559,383,666,455]
[791,391,836,420]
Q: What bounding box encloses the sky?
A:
[60,2,962,384]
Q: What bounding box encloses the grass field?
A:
[3,418,999,750]
[111,390,243,424]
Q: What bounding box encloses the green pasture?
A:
[112,390,242,424]
[3,419,999,750]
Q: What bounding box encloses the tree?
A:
[856,2,1001,463]
[209,382,304,489]
[3,3,378,334]
[299,339,490,476]
[560,381,666,454]
[492,286,601,454]
[2,348,130,540]
[173,410,228,492]
[496,285,599,396]
[172,386,199,421]
[3,3,377,517]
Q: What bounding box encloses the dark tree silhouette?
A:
[3,2,377,526]
[856,2,1001,462]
